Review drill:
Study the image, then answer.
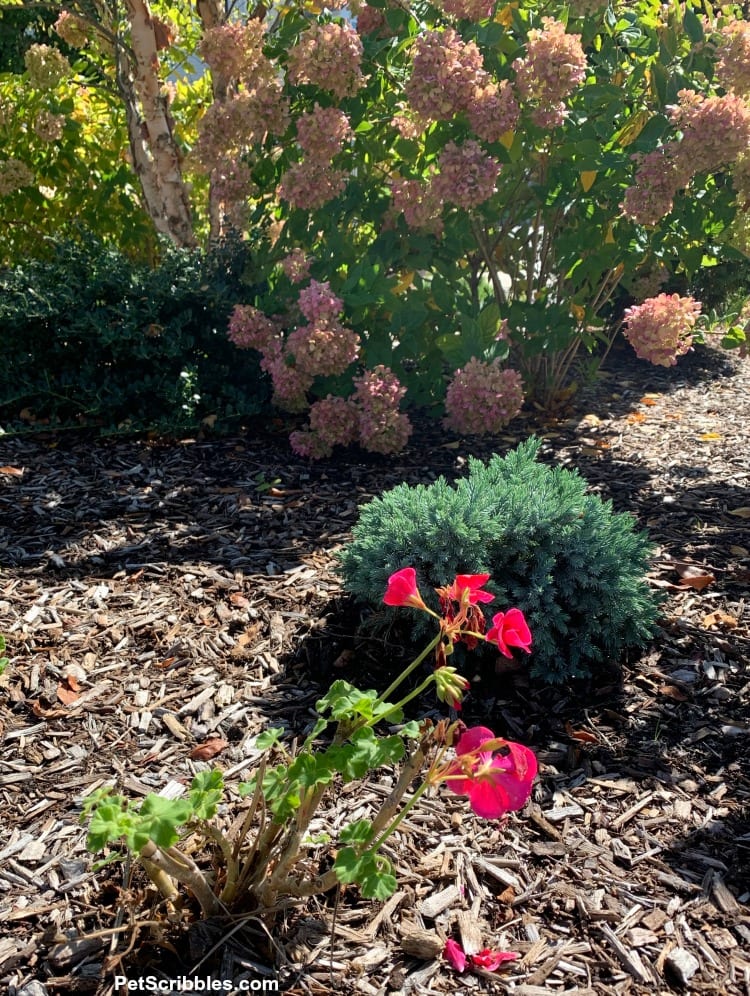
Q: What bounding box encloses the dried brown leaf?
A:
[674,564,716,591]
[189,738,229,761]
[565,721,599,744]
[56,676,82,705]
[659,684,689,701]
[31,699,72,719]
[702,610,738,630]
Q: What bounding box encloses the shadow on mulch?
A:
[0,342,739,583]
[664,804,750,899]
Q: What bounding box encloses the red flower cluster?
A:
[384,567,532,659]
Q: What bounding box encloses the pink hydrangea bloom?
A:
[260,341,313,412]
[228,304,277,352]
[199,20,268,82]
[54,10,88,47]
[432,140,500,209]
[668,89,750,176]
[353,366,413,454]
[444,359,524,435]
[278,159,348,210]
[391,108,426,140]
[287,22,365,100]
[514,19,586,127]
[298,280,343,324]
[290,395,358,459]
[390,176,444,234]
[715,20,750,96]
[281,249,312,284]
[467,79,520,143]
[211,158,256,217]
[621,146,685,225]
[622,293,701,366]
[439,0,495,19]
[405,28,484,121]
[296,105,352,160]
[442,726,538,819]
[193,85,290,171]
[286,319,360,377]
[624,91,750,225]
[356,5,388,37]
[487,608,533,658]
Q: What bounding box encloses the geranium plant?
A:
[83,569,536,917]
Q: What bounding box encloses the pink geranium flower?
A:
[383,567,427,611]
[444,573,494,605]
[443,726,537,819]
[486,607,532,658]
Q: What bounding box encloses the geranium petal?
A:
[444,939,467,972]
[487,761,533,810]
[470,949,519,971]
[455,725,496,756]
[467,779,512,819]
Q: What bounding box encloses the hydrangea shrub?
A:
[208,0,750,455]
[339,440,659,683]
[3,1,750,449]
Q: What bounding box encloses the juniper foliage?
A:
[338,439,659,683]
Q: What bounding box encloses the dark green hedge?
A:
[0,237,271,434]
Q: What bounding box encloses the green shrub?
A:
[0,237,271,434]
[339,440,659,683]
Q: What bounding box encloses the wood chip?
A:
[664,946,700,985]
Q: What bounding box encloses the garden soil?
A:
[0,341,748,995]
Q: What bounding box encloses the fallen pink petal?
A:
[443,938,467,972]
[443,939,519,975]
[470,948,520,971]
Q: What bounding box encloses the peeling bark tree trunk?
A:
[120,0,196,247]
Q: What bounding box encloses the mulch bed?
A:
[1,342,749,996]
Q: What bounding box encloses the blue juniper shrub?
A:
[338,439,660,683]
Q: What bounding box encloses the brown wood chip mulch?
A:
[0,342,749,996]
